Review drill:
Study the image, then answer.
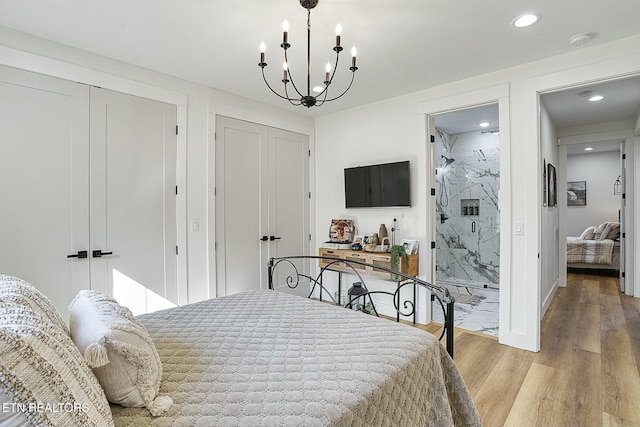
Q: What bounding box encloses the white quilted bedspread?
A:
[111,289,481,427]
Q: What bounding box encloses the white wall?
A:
[0,26,314,305]
[566,151,621,236]
[539,103,559,314]
[316,34,640,352]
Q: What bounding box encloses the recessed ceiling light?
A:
[512,13,540,28]
[478,122,490,128]
[312,86,324,93]
[588,95,604,102]
[584,147,594,151]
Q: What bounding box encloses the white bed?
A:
[2,271,480,427]
[567,222,621,272]
[110,289,481,426]
[567,237,620,271]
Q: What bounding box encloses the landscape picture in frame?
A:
[567,181,587,206]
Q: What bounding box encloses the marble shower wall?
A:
[435,129,500,289]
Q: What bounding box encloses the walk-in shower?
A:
[434,124,500,290]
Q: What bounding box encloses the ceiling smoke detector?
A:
[569,33,593,47]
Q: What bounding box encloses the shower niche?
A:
[461,199,480,216]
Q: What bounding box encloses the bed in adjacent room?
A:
[567,222,621,272]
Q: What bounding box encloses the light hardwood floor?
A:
[424,272,640,427]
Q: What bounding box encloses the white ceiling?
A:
[0,0,639,120]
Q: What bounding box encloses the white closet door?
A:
[215,116,269,296]
[89,88,178,314]
[0,65,90,318]
[215,116,309,296]
[268,127,310,297]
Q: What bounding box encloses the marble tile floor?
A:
[433,283,499,337]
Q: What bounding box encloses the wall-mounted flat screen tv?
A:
[344,161,411,208]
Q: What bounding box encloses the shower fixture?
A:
[441,155,455,166]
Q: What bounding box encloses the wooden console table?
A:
[318,248,418,279]
[318,248,419,322]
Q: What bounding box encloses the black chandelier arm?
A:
[283,83,303,106]
[312,46,341,99]
[260,67,300,102]
[317,70,356,104]
[262,65,302,107]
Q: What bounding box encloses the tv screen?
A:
[344,161,411,208]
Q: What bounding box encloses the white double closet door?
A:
[0,66,177,317]
[215,116,310,297]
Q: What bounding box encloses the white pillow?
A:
[578,226,596,240]
[592,222,609,240]
[68,290,172,416]
[0,302,114,427]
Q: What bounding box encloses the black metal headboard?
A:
[267,255,456,358]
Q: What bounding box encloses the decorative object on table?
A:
[378,223,389,242]
[364,236,390,253]
[351,235,364,250]
[400,239,415,255]
[329,219,355,242]
[389,244,409,280]
[257,0,358,109]
[567,181,587,206]
[411,239,420,254]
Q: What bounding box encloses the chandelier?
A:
[258,0,358,108]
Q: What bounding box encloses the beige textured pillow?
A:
[0,274,70,335]
[0,302,114,427]
[68,290,172,416]
[592,222,609,240]
[605,222,621,240]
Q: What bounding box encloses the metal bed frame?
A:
[267,255,456,358]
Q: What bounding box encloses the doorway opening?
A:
[431,103,500,336]
[539,74,640,298]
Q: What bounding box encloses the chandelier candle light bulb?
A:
[282,20,289,44]
[260,42,266,64]
[325,62,331,83]
[351,46,357,68]
[335,24,342,47]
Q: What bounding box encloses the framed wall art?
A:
[567,181,586,206]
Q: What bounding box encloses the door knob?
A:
[67,250,88,259]
[260,236,269,241]
[270,236,282,241]
[92,250,114,258]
